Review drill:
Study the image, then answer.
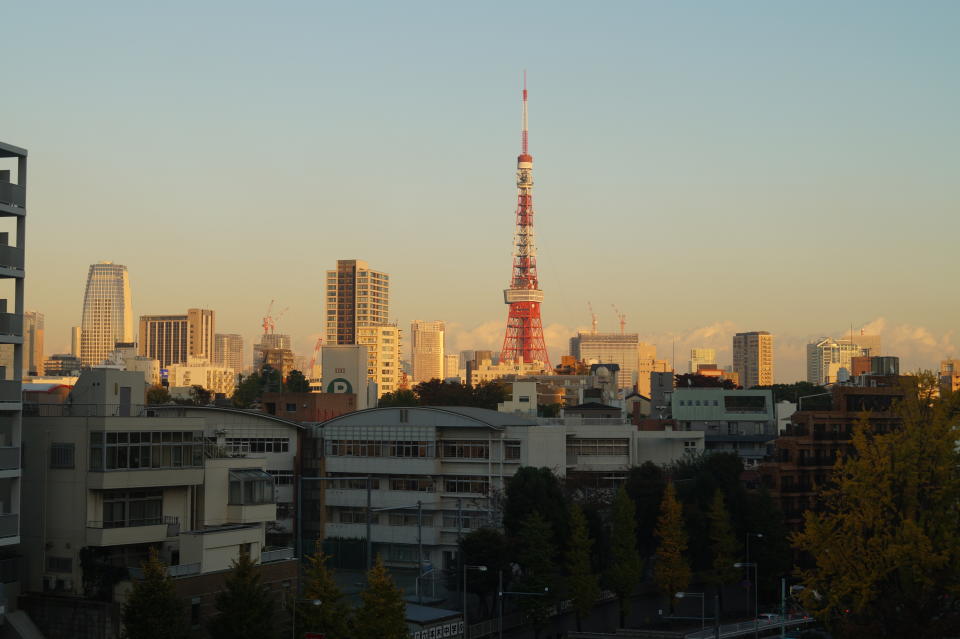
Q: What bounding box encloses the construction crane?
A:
[587,301,598,334]
[307,337,323,372]
[261,300,290,334]
[611,304,627,334]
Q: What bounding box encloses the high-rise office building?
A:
[23,310,44,376]
[138,309,215,369]
[445,353,460,379]
[411,320,445,383]
[325,259,389,345]
[253,333,291,372]
[357,324,400,396]
[806,337,868,385]
[688,348,717,374]
[80,261,133,366]
[570,332,640,390]
[0,140,27,553]
[732,331,774,388]
[71,325,81,358]
[214,333,244,373]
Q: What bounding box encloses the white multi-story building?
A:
[309,405,702,572]
[671,387,777,466]
[732,331,774,388]
[570,332,642,390]
[411,320,445,384]
[444,354,460,380]
[357,325,400,397]
[466,355,549,387]
[80,262,133,367]
[688,348,717,374]
[167,358,238,396]
[214,333,244,373]
[806,337,880,385]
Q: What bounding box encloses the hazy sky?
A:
[3,1,958,381]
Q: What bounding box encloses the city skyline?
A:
[3,2,958,381]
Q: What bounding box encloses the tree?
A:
[354,555,409,639]
[674,373,739,389]
[755,381,828,404]
[566,503,600,631]
[122,548,190,639]
[232,372,261,408]
[207,552,276,639]
[471,380,508,409]
[146,385,171,405]
[296,543,351,639]
[284,369,311,393]
[653,482,690,611]
[460,528,511,618]
[606,487,643,628]
[705,489,739,610]
[792,375,960,637]
[514,512,558,639]
[376,388,418,407]
[188,385,212,405]
[503,466,568,549]
[624,461,666,557]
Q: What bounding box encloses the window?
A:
[46,556,72,573]
[89,431,203,471]
[228,469,275,505]
[266,469,294,485]
[390,477,433,492]
[285,403,297,412]
[50,443,75,469]
[224,438,290,454]
[504,440,521,460]
[442,476,488,495]
[339,508,366,524]
[441,440,489,460]
[389,512,432,527]
[566,439,629,457]
[101,489,163,528]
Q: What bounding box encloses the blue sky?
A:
[3,1,958,380]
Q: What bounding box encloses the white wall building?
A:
[166,358,237,396]
[806,337,880,385]
[358,325,400,396]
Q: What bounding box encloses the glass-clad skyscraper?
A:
[80,262,133,366]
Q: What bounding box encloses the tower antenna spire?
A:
[521,70,529,155]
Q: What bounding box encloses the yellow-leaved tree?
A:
[793,374,960,638]
[653,481,690,612]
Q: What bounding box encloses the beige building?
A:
[636,342,669,398]
[688,347,716,374]
[411,320,445,383]
[138,308,215,369]
[167,358,238,396]
[357,325,400,396]
[325,259,390,345]
[214,333,244,374]
[444,353,460,379]
[467,355,550,386]
[941,359,960,394]
[80,262,134,367]
[23,310,43,376]
[806,336,882,385]
[570,332,655,391]
[733,331,774,388]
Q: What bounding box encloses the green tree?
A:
[793,375,960,637]
[208,552,276,639]
[624,461,666,557]
[503,466,568,548]
[471,380,508,409]
[459,527,511,618]
[188,385,212,405]
[121,548,190,639]
[295,543,351,639]
[232,372,261,408]
[705,489,739,610]
[653,482,690,611]
[377,388,419,407]
[146,385,171,405]
[606,486,643,627]
[353,555,409,639]
[284,369,311,393]
[566,503,600,632]
[514,512,558,639]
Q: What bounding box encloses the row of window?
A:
[332,508,488,529]
[566,439,629,456]
[325,474,490,494]
[223,437,290,454]
[326,439,521,460]
[89,431,205,471]
[101,489,163,528]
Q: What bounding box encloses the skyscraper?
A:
[732,331,774,388]
[80,261,133,366]
[806,336,881,385]
[411,320,445,383]
[688,348,717,374]
[23,310,44,376]
[325,259,389,345]
[570,332,640,390]
[138,309,215,369]
[71,325,82,358]
[357,324,400,396]
[214,333,244,373]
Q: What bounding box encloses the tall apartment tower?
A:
[71,325,82,358]
[325,259,389,345]
[806,336,881,385]
[23,311,44,376]
[0,141,28,555]
[570,332,640,390]
[138,308,215,369]
[214,333,244,373]
[732,331,774,388]
[688,348,717,374]
[411,320,445,383]
[80,261,133,366]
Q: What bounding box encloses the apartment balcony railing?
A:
[24,403,147,417]
[0,446,20,470]
[0,313,22,338]
[0,245,23,272]
[0,381,21,404]
[129,562,200,580]
[0,513,18,538]
[261,547,294,564]
[0,182,25,209]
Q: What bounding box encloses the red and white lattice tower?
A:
[500,74,551,367]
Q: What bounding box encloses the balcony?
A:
[226,502,276,525]
[0,446,19,471]
[0,245,23,273]
[0,381,21,406]
[86,519,174,546]
[0,513,18,538]
[0,182,24,210]
[129,562,200,580]
[261,547,294,563]
[0,313,22,339]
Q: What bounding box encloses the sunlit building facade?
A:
[411,320,445,383]
[80,262,133,367]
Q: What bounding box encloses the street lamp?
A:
[290,598,321,639]
[735,562,759,639]
[463,564,487,638]
[498,577,549,639]
[675,591,705,630]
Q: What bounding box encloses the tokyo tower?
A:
[500,74,551,367]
